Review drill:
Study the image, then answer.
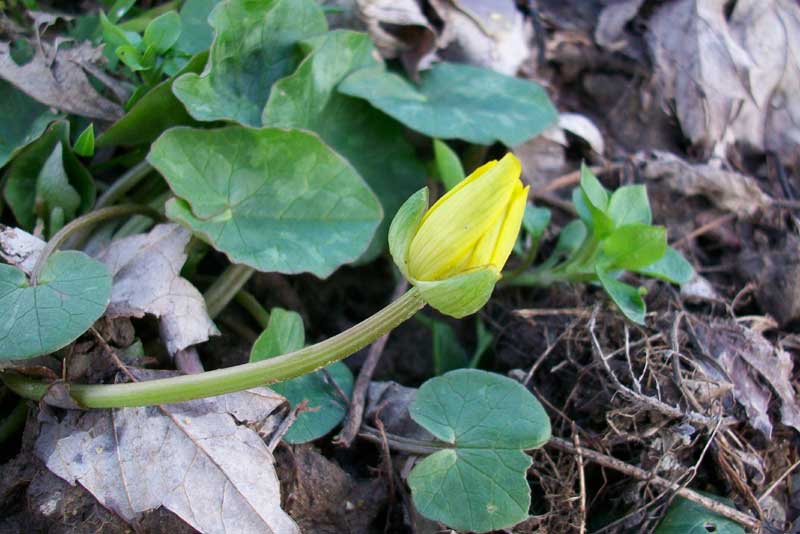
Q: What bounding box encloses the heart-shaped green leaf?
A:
[172,0,326,126]
[249,308,353,443]
[176,0,220,55]
[0,251,111,360]
[148,126,382,277]
[339,62,558,146]
[408,369,551,532]
[263,30,425,260]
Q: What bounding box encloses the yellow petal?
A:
[408,154,522,280]
[418,159,496,227]
[465,210,505,270]
[491,183,529,270]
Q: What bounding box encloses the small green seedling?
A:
[505,164,694,324]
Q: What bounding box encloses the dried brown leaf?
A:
[96,224,219,355]
[595,0,644,51]
[646,0,754,158]
[36,369,299,533]
[0,40,123,121]
[430,0,531,75]
[695,321,800,437]
[0,225,43,274]
[638,150,772,216]
[355,0,436,77]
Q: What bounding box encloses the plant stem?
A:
[235,290,271,329]
[30,204,162,284]
[2,288,425,408]
[204,263,256,319]
[94,160,153,210]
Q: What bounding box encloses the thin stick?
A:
[672,213,736,248]
[573,426,587,534]
[547,437,760,531]
[335,279,409,448]
[758,458,800,503]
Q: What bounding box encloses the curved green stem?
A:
[236,290,271,329]
[30,204,162,284]
[204,264,256,319]
[94,160,153,209]
[2,288,425,408]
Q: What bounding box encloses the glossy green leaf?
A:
[143,11,181,54]
[417,314,468,375]
[263,30,425,260]
[250,308,305,363]
[100,11,140,51]
[654,495,745,534]
[596,267,645,324]
[433,139,465,191]
[148,126,382,277]
[249,308,353,443]
[339,62,558,146]
[469,317,494,368]
[636,246,694,284]
[522,204,551,240]
[601,223,667,271]
[0,79,59,168]
[553,220,587,260]
[35,143,81,236]
[4,121,95,233]
[108,0,136,23]
[0,251,112,360]
[116,44,147,71]
[608,184,652,226]
[173,0,327,126]
[408,369,551,532]
[73,124,95,157]
[97,52,207,147]
[579,163,614,238]
[176,0,221,55]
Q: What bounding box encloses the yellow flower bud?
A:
[389,153,529,318]
[409,153,528,280]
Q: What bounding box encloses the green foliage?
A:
[263,30,425,260]
[172,0,327,126]
[408,369,551,532]
[147,126,382,278]
[73,124,95,157]
[175,0,220,55]
[654,494,745,534]
[3,121,95,238]
[339,62,558,146]
[0,252,111,360]
[99,6,186,92]
[432,139,465,191]
[504,165,693,324]
[249,308,353,443]
[0,79,59,169]
[97,51,207,147]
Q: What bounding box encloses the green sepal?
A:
[388,187,428,280]
[413,267,500,319]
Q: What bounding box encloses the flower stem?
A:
[204,263,256,319]
[2,288,425,408]
[30,204,162,284]
[94,160,153,209]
